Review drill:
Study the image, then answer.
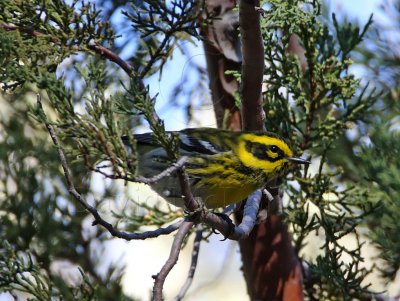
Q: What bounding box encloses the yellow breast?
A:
[193,183,259,208]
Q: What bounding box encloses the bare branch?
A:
[88,44,133,76]
[152,220,195,301]
[175,167,203,212]
[139,33,172,79]
[174,225,203,301]
[135,156,189,184]
[222,202,240,216]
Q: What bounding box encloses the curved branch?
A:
[152,220,195,301]
[134,156,189,184]
[174,224,203,301]
[88,44,133,76]
[88,155,189,185]
[232,189,262,237]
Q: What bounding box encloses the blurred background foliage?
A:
[0,0,400,300]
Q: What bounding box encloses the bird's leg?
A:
[210,204,236,240]
[185,198,235,240]
[213,212,235,241]
[184,197,206,222]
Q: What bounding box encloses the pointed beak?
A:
[287,157,310,164]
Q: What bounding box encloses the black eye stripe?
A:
[245,141,284,162]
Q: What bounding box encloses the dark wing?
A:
[178,128,235,155]
[121,132,164,148]
[125,128,234,155]
[179,135,220,155]
[132,132,159,145]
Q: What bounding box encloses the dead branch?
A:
[174,224,203,301]
[135,156,189,184]
[152,220,195,301]
[88,44,133,76]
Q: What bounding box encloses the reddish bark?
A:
[199,0,242,131]
[239,215,304,300]
[202,40,242,131]
[239,0,265,131]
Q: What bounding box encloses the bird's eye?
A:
[270,145,279,153]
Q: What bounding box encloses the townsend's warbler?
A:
[132,128,308,209]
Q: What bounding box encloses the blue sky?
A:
[328,0,381,22]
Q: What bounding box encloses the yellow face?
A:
[235,133,293,174]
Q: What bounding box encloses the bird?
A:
[129,128,309,209]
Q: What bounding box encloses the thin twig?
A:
[135,156,189,184]
[93,126,123,178]
[39,97,181,240]
[82,147,188,185]
[186,238,237,295]
[174,224,203,301]
[139,32,172,78]
[88,44,133,76]
[175,167,202,212]
[152,220,195,301]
